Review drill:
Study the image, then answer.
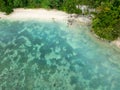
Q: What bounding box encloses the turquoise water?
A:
[0,20,120,90]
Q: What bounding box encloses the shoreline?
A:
[0,8,68,23]
[0,8,120,49]
[111,38,120,49]
[0,8,91,25]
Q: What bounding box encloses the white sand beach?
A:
[0,8,68,22]
[112,38,120,48]
[0,8,91,24]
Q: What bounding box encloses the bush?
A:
[92,3,120,41]
[5,6,13,14]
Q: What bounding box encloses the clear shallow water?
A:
[0,20,120,90]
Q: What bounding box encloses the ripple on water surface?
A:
[0,20,120,90]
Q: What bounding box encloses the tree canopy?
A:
[92,0,120,40]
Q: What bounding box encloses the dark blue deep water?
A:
[0,20,120,90]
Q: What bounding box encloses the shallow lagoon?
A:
[0,20,120,90]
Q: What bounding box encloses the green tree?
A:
[92,1,120,40]
[0,0,6,12]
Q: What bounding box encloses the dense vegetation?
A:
[0,0,82,14]
[0,0,120,40]
[92,0,120,40]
